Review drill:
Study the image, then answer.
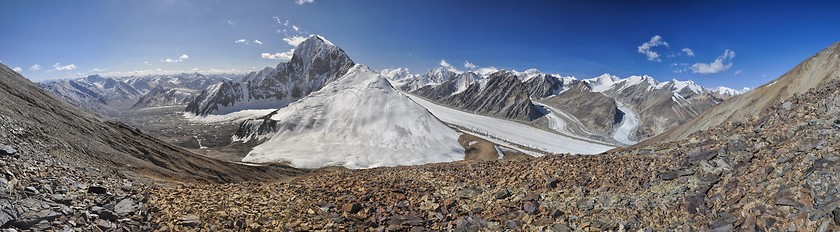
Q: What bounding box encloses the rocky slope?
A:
[540,82,620,135]
[0,63,303,230]
[644,41,840,146]
[185,35,355,115]
[146,73,840,231]
[413,71,541,121]
[522,73,573,99]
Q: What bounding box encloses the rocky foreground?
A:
[145,80,840,231]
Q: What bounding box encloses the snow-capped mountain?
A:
[236,65,464,169]
[393,65,747,145]
[393,67,460,92]
[379,67,417,82]
[185,35,355,115]
[413,71,541,121]
[39,73,231,113]
[522,73,576,99]
[131,86,197,108]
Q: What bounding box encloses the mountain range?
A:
[39,73,239,114]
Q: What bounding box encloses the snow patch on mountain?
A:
[612,101,639,145]
[242,65,465,169]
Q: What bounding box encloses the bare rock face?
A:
[540,82,619,135]
[522,74,567,99]
[413,71,541,121]
[186,36,356,115]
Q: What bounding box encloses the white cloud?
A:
[439,59,461,73]
[464,61,477,69]
[89,68,106,72]
[296,0,315,5]
[292,25,299,32]
[734,70,742,75]
[439,59,453,68]
[637,35,669,62]
[228,20,234,26]
[12,67,22,72]
[474,66,500,76]
[261,49,295,61]
[254,40,262,45]
[273,16,282,25]
[53,63,76,71]
[162,54,190,63]
[283,35,307,46]
[235,39,248,44]
[691,49,736,74]
[681,48,694,57]
[29,64,41,71]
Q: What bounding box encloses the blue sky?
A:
[1,0,839,89]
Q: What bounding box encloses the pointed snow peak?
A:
[311,34,335,46]
[584,73,620,92]
[512,68,543,81]
[624,75,658,86]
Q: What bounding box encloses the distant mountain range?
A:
[382,66,746,145]
[39,73,240,114]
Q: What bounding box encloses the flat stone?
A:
[114,198,137,216]
[24,187,39,195]
[577,199,595,211]
[0,145,17,157]
[95,218,112,230]
[341,203,363,214]
[523,201,539,214]
[87,186,107,194]
[545,178,560,189]
[551,223,572,232]
[775,197,801,207]
[0,199,17,228]
[493,189,511,199]
[176,214,201,227]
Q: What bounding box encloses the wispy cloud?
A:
[439,59,461,73]
[691,49,736,74]
[254,40,263,45]
[228,20,234,26]
[89,68,106,72]
[261,49,295,61]
[681,48,695,57]
[464,61,477,69]
[291,25,299,32]
[53,63,76,71]
[29,64,41,71]
[283,35,307,46]
[637,35,669,62]
[235,39,249,44]
[161,54,190,63]
[296,0,315,5]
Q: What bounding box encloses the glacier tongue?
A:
[242,65,465,169]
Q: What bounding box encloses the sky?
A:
[2,0,840,89]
